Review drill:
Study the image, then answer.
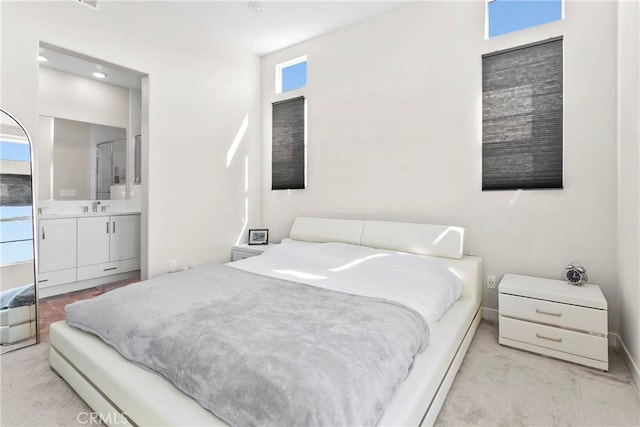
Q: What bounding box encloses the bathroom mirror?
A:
[38,116,132,201]
[0,108,39,353]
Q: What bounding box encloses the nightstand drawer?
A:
[500,293,607,335]
[500,316,608,362]
[231,244,275,262]
[231,251,255,262]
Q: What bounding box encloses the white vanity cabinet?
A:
[77,216,110,266]
[109,215,139,261]
[38,218,77,288]
[37,213,140,297]
[77,215,140,281]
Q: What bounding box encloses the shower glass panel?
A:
[96,138,126,200]
[96,142,112,200]
[112,139,126,185]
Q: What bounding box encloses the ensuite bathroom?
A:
[1,43,147,351]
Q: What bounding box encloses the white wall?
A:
[39,67,130,129]
[261,1,621,330]
[617,0,640,381]
[1,1,262,278]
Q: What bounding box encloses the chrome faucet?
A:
[92,201,101,212]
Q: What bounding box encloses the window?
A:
[1,141,31,162]
[0,206,33,264]
[272,96,306,190]
[482,37,563,190]
[276,56,307,94]
[1,134,33,265]
[487,0,563,38]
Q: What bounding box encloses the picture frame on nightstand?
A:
[248,229,269,245]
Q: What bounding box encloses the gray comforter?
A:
[65,262,429,426]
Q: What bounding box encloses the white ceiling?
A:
[159,1,408,56]
[38,1,407,90]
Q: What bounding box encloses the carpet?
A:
[436,321,640,426]
[0,342,95,426]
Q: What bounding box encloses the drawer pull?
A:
[535,308,562,317]
[103,267,117,272]
[38,279,48,283]
[536,333,562,343]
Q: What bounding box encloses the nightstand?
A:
[231,244,275,261]
[498,273,608,370]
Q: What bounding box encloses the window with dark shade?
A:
[272,96,305,190]
[482,37,563,191]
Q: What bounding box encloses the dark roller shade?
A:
[0,174,32,206]
[272,96,305,190]
[482,37,563,190]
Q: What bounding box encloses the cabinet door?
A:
[110,215,139,261]
[77,216,110,267]
[38,218,77,273]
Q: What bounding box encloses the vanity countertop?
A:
[38,211,141,220]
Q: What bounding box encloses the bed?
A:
[1,283,37,346]
[49,217,483,426]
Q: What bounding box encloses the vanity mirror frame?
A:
[0,108,40,353]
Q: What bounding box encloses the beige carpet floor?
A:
[1,320,638,426]
[0,340,94,426]
[437,321,640,426]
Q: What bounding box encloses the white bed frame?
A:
[49,217,482,426]
[1,304,36,345]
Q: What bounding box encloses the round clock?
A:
[565,262,587,286]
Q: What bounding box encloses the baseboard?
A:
[482,306,498,322]
[39,271,139,299]
[608,332,618,348]
[609,332,640,390]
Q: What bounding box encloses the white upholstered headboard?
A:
[289,217,364,246]
[288,217,482,303]
[289,217,464,259]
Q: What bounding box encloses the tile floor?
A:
[38,277,139,342]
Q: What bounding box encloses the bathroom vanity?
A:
[37,204,140,298]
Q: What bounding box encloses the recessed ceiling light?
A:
[92,71,107,79]
[38,55,49,63]
[247,1,263,13]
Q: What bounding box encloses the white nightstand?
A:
[231,244,275,261]
[498,274,608,370]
